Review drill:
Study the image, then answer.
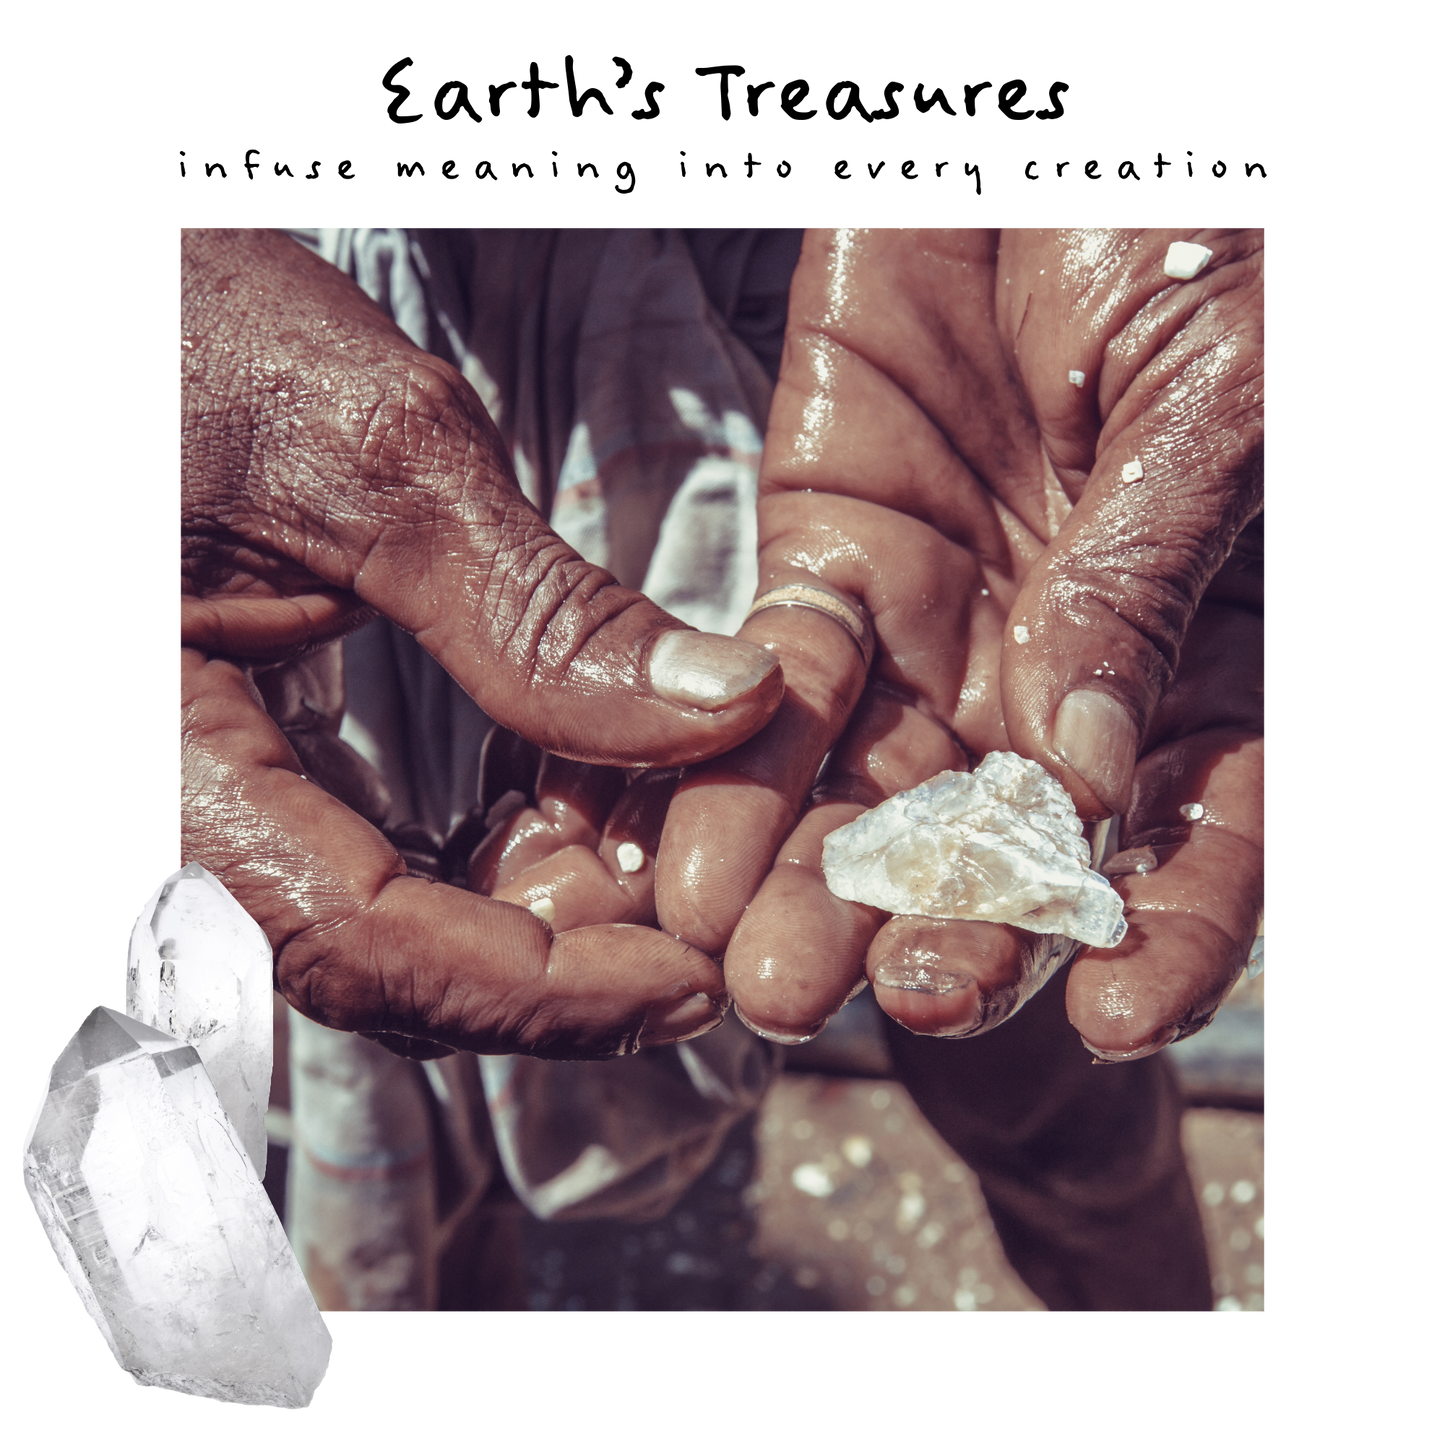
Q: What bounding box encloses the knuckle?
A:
[1039,551,1192,681]
[274,900,388,1035]
[495,551,645,686]
[1102,302,1262,461]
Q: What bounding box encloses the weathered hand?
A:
[181,229,784,1060]
[655,228,1263,1060]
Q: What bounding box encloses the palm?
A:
[655,228,1262,1055]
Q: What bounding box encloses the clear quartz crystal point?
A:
[821,752,1127,948]
[127,863,273,1176]
[23,1007,331,1407]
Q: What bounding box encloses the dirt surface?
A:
[269,990,1265,1312]
[1183,1108,1265,1310]
[493,1075,1262,1312]
[748,1076,1041,1310]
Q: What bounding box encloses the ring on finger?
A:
[744,582,875,669]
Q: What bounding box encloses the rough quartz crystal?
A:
[23,1008,331,1406]
[127,863,273,1176]
[821,752,1127,948]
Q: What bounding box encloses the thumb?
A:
[182,228,783,768]
[996,229,1263,815]
[352,482,785,767]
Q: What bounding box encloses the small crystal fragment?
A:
[1068,370,1086,387]
[615,842,645,874]
[821,752,1126,948]
[1013,624,1031,644]
[528,896,557,924]
[24,1008,331,1406]
[1102,845,1158,878]
[1163,241,1213,280]
[1180,802,1205,821]
[1121,459,1145,483]
[127,863,273,1177]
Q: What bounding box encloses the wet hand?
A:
[654,227,1263,1060]
[455,727,673,936]
[181,229,784,1060]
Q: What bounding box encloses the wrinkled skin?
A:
[643,228,1265,1059]
[181,229,788,1060]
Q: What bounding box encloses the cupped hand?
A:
[654,228,1263,1059]
[181,229,785,1059]
[451,725,668,934]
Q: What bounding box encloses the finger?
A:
[458,726,547,890]
[825,686,974,801]
[492,845,643,932]
[443,717,540,887]
[866,917,1037,1038]
[655,579,870,955]
[759,229,1045,552]
[655,228,1039,955]
[469,748,623,895]
[487,769,677,931]
[541,751,628,840]
[1065,726,1263,1060]
[725,693,966,1040]
[832,696,1078,1041]
[725,801,885,1044]
[183,229,783,768]
[181,591,375,661]
[182,647,725,1058]
[479,726,543,816]
[995,229,1263,817]
[357,1030,457,1062]
[273,726,394,829]
[657,495,983,956]
[596,768,679,916]
[996,229,1261,496]
[470,806,592,897]
[252,647,392,827]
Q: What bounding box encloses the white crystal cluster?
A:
[24,1008,330,1407]
[25,865,329,1406]
[821,752,1127,948]
[127,863,273,1175]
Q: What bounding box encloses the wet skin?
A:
[495,230,1264,1061]
[181,229,786,1060]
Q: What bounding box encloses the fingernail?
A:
[1083,1022,1180,1063]
[872,959,969,997]
[873,961,984,1038]
[733,1004,819,1046]
[1052,689,1139,814]
[648,631,780,712]
[638,991,724,1048]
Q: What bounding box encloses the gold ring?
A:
[744,583,874,668]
